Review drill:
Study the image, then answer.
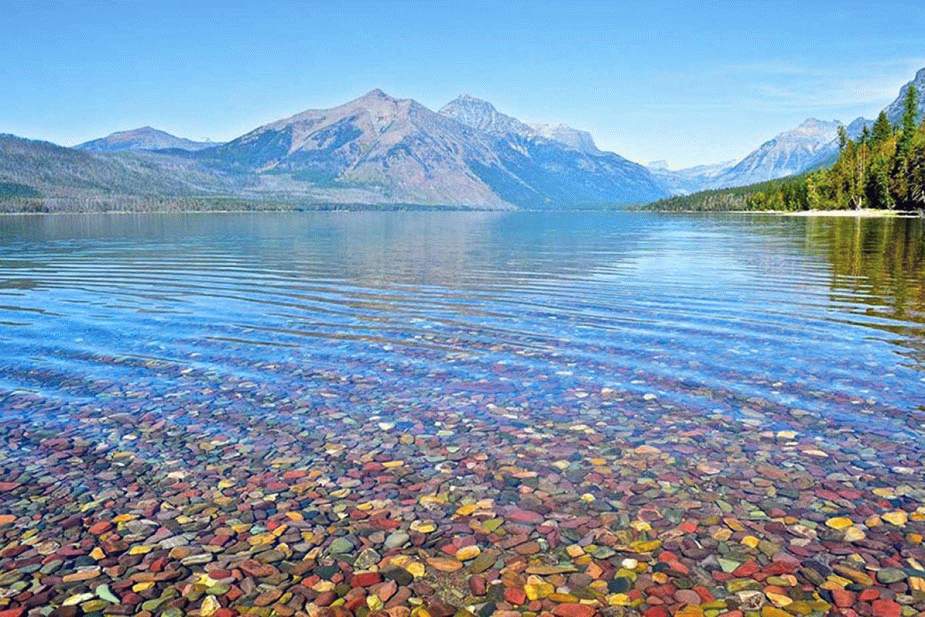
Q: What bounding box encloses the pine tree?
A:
[889,85,920,208]
[837,126,849,150]
[871,112,892,143]
[902,84,920,134]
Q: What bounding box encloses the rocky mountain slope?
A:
[438,94,665,206]
[708,118,841,188]
[77,127,220,153]
[885,67,925,124]
[653,119,849,194]
[198,90,666,207]
[0,134,241,205]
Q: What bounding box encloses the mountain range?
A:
[2,66,923,211]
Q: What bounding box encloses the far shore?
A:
[645,208,923,218]
[782,208,922,218]
[1,204,923,218]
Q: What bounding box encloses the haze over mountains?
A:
[2,66,923,210]
[76,127,220,153]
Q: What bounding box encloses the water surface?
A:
[1,212,922,438]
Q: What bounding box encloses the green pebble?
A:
[329,537,354,555]
[483,518,504,532]
[95,584,120,604]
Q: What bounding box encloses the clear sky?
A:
[3,0,924,168]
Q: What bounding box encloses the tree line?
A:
[648,86,925,213]
[749,85,924,211]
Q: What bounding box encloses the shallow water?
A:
[1,211,924,614]
[1,212,922,436]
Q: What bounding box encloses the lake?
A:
[1,211,923,613]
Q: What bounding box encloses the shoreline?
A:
[1,205,922,217]
[782,208,919,218]
[646,208,922,218]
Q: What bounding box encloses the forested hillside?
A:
[648,86,925,212]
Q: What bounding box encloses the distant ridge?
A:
[77,127,220,153]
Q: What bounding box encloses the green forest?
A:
[650,86,925,213]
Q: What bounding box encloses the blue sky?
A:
[2,1,924,168]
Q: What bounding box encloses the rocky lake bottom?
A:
[0,212,923,617]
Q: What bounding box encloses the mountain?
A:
[653,119,843,195]
[646,160,736,195]
[0,134,240,205]
[203,89,512,207]
[77,127,220,153]
[708,119,841,188]
[437,94,535,137]
[884,67,925,125]
[200,90,666,208]
[437,94,665,206]
[530,123,601,155]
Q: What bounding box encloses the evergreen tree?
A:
[837,125,849,150]
[872,111,892,143]
[893,85,920,207]
[901,84,920,135]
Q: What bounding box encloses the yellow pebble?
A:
[200,596,221,617]
[742,535,760,548]
[410,520,437,533]
[566,544,585,558]
[112,514,137,523]
[844,527,866,542]
[608,593,630,606]
[455,503,478,517]
[525,578,554,600]
[882,511,908,527]
[629,539,661,552]
[630,520,651,532]
[825,517,853,530]
[766,592,793,607]
[248,532,276,546]
[456,545,480,561]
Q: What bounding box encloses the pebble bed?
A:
[1,349,924,617]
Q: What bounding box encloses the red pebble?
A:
[871,599,901,617]
[832,589,856,608]
[643,607,669,617]
[552,603,595,617]
[504,587,527,605]
[731,561,759,577]
[469,575,487,596]
[88,521,112,535]
[351,572,382,587]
